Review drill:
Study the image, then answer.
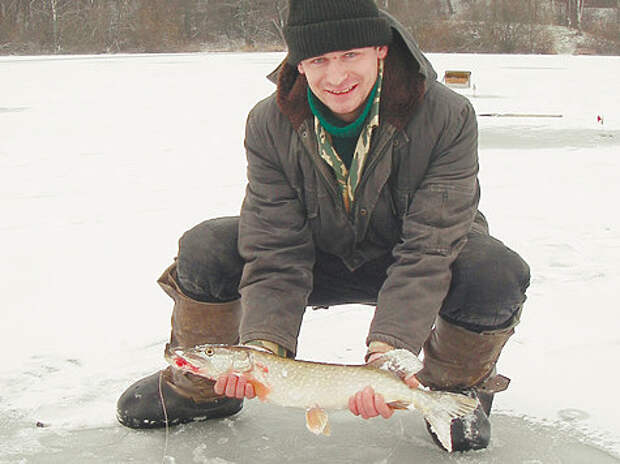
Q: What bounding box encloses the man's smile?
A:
[326,84,358,96]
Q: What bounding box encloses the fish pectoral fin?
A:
[322,420,331,437]
[246,377,271,402]
[305,406,331,436]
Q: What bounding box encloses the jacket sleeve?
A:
[237,103,315,356]
[368,98,480,355]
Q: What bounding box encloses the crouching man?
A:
[117,0,530,452]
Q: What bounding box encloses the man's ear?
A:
[297,62,305,75]
[377,46,389,59]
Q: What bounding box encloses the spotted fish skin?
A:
[165,344,478,452]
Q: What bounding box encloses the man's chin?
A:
[323,100,362,122]
[334,108,362,122]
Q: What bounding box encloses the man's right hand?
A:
[213,374,256,400]
[214,339,288,399]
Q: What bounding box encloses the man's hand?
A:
[349,386,394,419]
[213,374,256,400]
[348,351,421,420]
[213,339,286,400]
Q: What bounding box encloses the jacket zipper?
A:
[299,122,397,218]
[298,122,346,213]
[353,125,397,212]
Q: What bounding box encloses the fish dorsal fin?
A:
[305,406,330,436]
[240,343,273,354]
[386,400,410,410]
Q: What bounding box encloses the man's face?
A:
[297,46,388,123]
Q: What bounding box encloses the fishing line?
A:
[159,371,171,463]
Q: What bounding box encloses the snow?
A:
[1,51,620,462]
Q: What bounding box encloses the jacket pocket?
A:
[404,184,476,256]
[302,188,319,219]
[390,187,412,218]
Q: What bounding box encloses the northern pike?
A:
[165,344,479,452]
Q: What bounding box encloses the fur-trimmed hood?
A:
[267,10,438,131]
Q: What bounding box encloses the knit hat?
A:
[284,0,392,65]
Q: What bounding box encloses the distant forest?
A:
[1,0,618,55]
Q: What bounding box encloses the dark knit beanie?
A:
[284,0,392,65]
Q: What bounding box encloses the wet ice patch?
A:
[0,106,28,113]
[479,126,620,149]
[193,444,237,464]
[559,408,591,422]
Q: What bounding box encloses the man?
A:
[117,0,530,452]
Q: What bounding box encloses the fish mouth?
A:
[164,344,201,373]
[163,343,178,363]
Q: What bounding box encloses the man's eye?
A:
[344,52,357,59]
[311,58,325,65]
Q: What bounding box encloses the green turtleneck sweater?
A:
[307,79,379,170]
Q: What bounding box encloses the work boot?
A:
[116,263,243,429]
[417,316,517,452]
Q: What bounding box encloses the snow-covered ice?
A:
[1,51,619,463]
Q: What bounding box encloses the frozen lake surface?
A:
[1,51,619,463]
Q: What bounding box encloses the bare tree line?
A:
[0,0,289,54]
[0,0,617,55]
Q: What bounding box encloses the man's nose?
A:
[325,60,348,87]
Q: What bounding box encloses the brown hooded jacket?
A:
[238,12,487,356]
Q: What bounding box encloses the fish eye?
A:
[205,347,215,357]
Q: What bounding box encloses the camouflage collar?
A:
[313,60,384,214]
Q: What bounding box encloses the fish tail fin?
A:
[417,391,479,453]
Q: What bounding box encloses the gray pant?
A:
[175,216,530,333]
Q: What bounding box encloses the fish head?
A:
[164,343,252,380]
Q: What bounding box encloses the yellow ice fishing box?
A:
[442,70,472,89]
